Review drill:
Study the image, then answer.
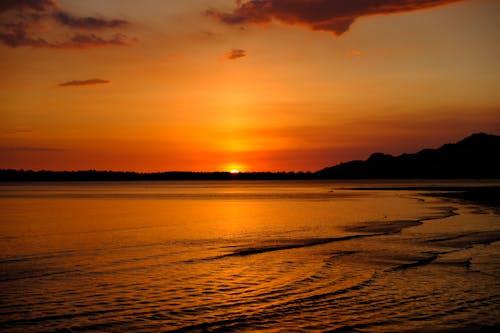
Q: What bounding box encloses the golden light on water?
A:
[1,181,500,331]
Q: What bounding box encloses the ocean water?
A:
[0,180,499,332]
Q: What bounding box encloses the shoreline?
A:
[1,169,500,182]
[345,186,500,210]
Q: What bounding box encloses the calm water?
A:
[1,181,499,332]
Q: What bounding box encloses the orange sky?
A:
[1,0,499,172]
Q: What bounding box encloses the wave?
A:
[221,235,379,257]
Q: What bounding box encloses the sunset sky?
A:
[1,0,499,172]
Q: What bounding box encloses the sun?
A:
[225,163,245,173]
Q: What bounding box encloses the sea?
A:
[0,180,499,332]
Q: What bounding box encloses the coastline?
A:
[345,186,500,211]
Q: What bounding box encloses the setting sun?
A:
[1,1,499,332]
[1,1,498,173]
[226,163,245,173]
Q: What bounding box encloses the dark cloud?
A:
[0,0,56,13]
[59,34,127,49]
[0,23,52,48]
[226,48,247,60]
[0,0,131,49]
[52,11,129,30]
[0,24,127,49]
[208,0,464,36]
[58,78,110,87]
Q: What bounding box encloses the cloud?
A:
[59,33,127,49]
[226,48,247,60]
[0,24,52,48]
[0,27,127,49]
[52,11,129,30]
[0,0,56,13]
[0,0,131,49]
[208,0,464,36]
[58,78,110,87]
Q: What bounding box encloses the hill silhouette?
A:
[1,133,499,181]
[317,133,500,179]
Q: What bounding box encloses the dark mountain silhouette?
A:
[1,133,499,181]
[317,133,500,179]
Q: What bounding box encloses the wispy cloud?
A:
[59,34,127,49]
[58,78,110,87]
[226,48,247,60]
[0,25,52,48]
[0,29,128,49]
[52,11,129,30]
[0,0,132,49]
[208,0,464,36]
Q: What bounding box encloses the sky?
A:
[1,0,499,172]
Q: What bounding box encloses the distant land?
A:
[317,132,500,179]
[1,133,499,181]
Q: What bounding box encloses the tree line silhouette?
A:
[1,133,499,181]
